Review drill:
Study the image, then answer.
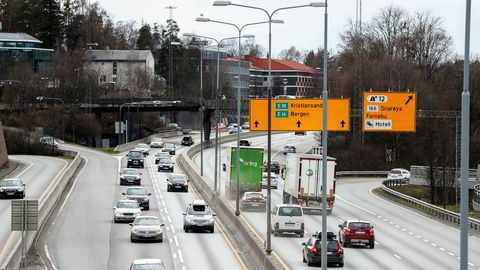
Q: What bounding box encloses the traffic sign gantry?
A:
[362,92,417,132]
[249,99,350,131]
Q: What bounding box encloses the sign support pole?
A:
[321,2,328,270]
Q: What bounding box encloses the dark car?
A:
[283,145,296,154]
[167,173,189,192]
[338,220,375,249]
[155,152,170,164]
[239,139,251,146]
[264,160,280,174]
[181,136,194,146]
[127,150,145,168]
[302,232,344,267]
[295,131,307,135]
[162,143,176,155]
[240,192,266,211]
[119,168,142,185]
[123,186,151,210]
[158,158,174,172]
[0,178,26,198]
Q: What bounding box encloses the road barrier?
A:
[336,171,389,177]
[177,131,286,270]
[0,150,83,269]
[381,179,480,232]
[113,128,179,152]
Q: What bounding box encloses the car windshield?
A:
[170,175,187,183]
[390,170,401,174]
[188,205,211,215]
[152,138,163,142]
[136,144,148,149]
[128,151,143,158]
[131,263,163,270]
[1,180,21,187]
[164,144,174,149]
[245,193,263,199]
[127,188,147,195]
[315,239,339,249]
[122,169,138,175]
[348,222,372,229]
[134,218,160,226]
[278,206,302,216]
[159,158,172,164]
[117,202,139,208]
[183,137,191,141]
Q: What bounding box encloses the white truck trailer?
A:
[283,153,336,214]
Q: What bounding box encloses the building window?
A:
[113,61,117,75]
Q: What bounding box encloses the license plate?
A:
[7,193,14,195]
[251,203,259,206]
[357,231,365,235]
[327,252,333,255]
[285,223,294,226]
[176,185,182,188]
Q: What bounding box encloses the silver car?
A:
[130,216,165,243]
[262,172,279,189]
[134,143,150,156]
[119,168,142,185]
[150,138,165,148]
[113,200,142,223]
[129,259,166,270]
[183,200,216,233]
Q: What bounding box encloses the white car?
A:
[229,127,243,134]
[129,259,166,270]
[168,123,182,130]
[113,199,142,223]
[387,168,411,184]
[242,122,250,129]
[262,172,279,189]
[130,216,165,243]
[150,138,164,148]
[39,136,59,148]
[134,143,150,156]
[271,204,304,237]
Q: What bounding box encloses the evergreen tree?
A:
[152,23,162,49]
[136,23,152,50]
[39,0,64,48]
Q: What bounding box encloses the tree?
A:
[137,23,152,50]
[278,46,303,62]
[40,0,64,48]
[152,23,162,49]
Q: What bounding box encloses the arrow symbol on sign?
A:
[254,121,259,128]
[405,95,413,105]
[340,120,345,128]
[296,121,302,128]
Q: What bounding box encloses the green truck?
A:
[224,146,264,200]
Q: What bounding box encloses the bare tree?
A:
[278,46,303,62]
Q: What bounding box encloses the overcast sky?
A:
[97,0,479,59]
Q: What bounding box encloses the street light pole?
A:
[460,1,471,269]
[213,0,325,255]
[200,47,204,176]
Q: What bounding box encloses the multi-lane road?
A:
[37,133,244,270]
[0,156,68,268]
[193,132,480,270]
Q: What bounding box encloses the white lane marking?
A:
[335,194,377,216]
[57,157,89,216]
[439,247,446,251]
[174,235,180,247]
[394,254,402,260]
[389,221,394,225]
[408,232,414,235]
[383,219,388,222]
[401,228,407,232]
[178,249,184,263]
[44,245,58,270]
[170,224,176,233]
[415,235,421,238]
[431,243,437,247]
[182,267,186,270]
[167,216,172,223]
[378,215,382,219]
[468,262,475,266]
[447,252,455,256]
[170,239,173,243]
[173,252,177,259]
[423,239,429,243]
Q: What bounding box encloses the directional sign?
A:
[249,99,350,131]
[362,92,416,132]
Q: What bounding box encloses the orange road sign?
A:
[249,99,350,132]
[362,92,417,132]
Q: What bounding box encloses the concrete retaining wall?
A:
[0,122,8,167]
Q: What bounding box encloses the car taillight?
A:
[370,228,375,235]
[308,240,317,254]
[336,247,344,256]
[345,228,351,235]
[301,223,305,230]
[275,222,279,229]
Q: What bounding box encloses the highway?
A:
[193,132,480,269]
[39,132,244,270]
[0,155,68,268]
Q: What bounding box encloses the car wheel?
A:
[159,238,163,243]
[167,186,170,192]
[370,242,375,249]
[307,255,313,266]
[22,192,25,198]
[130,238,135,243]
[158,168,161,172]
[343,240,349,248]
[114,218,118,223]
[144,206,150,211]
[274,230,279,237]
[141,165,144,168]
[299,233,304,238]
[185,187,188,192]
[210,227,214,233]
[339,262,344,267]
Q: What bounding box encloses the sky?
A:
[96,0,479,59]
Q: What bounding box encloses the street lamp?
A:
[212,1,326,260]
[183,33,255,194]
[196,17,282,217]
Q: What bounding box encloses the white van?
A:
[271,204,304,237]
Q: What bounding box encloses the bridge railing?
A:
[382,179,480,232]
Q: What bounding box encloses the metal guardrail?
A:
[336,171,389,177]
[381,179,480,232]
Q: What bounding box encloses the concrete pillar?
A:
[0,122,8,167]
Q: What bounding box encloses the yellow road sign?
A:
[362,92,417,132]
[249,99,350,132]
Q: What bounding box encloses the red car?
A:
[338,220,375,249]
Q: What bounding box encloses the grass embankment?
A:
[373,185,480,219]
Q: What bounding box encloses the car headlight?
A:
[135,211,141,216]
[18,187,24,191]
[185,216,194,223]
[0,188,4,192]
[115,211,122,216]
[120,177,125,180]
[132,228,140,233]
[128,159,132,162]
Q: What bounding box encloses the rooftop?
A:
[245,56,317,72]
[0,32,43,43]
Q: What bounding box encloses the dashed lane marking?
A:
[393,254,402,260]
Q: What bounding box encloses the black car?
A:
[302,232,344,267]
[167,174,189,192]
[158,158,174,172]
[0,178,26,198]
[264,160,280,174]
[181,136,194,146]
[295,131,307,135]
[162,143,176,155]
[239,139,251,146]
[119,168,142,185]
[123,187,151,210]
[127,150,144,168]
